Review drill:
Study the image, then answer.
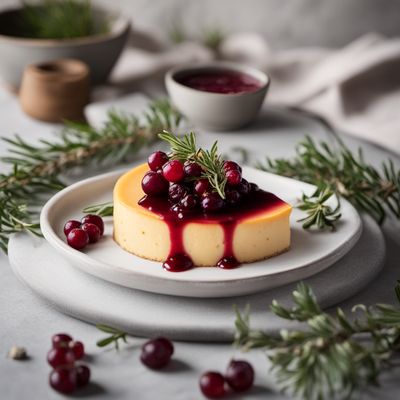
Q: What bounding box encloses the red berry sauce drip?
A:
[177,70,263,94]
[138,189,284,271]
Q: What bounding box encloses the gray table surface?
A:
[1,87,400,400]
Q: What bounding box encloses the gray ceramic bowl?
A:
[165,62,269,131]
[0,6,130,89]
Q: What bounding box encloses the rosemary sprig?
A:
[0,100,181,253]
[168,23,225,51]
[19,0,107,39]
[258,135,400,224]
[0,198,41,253]
[235,282,400,400]
[159,130,227,198]
[96,324,128,350]
[83,201,114,217]
[201,27,224,51]
[297,187,341,231]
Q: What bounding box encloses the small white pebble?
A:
[7,346,28,360]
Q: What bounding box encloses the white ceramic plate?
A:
[40,166,362,298]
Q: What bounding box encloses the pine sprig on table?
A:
[257,135,400,223]
[159,130,227,198]
[0,100,181,253]
[235,282,400,400]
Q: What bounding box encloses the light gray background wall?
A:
[1,0,400,49]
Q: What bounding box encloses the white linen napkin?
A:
[110,32,400,155]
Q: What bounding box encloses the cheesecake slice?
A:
[113,163,291,268]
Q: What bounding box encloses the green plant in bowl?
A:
[19,0,109,39]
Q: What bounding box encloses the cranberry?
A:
[63,220,81,237]
[199,371,226,398]
[148,151,169,171]
[201,193,224,213]
[52,333,73,349]
[141,171,169,195]
[249,182,259,192]
[162,160,185,183]
[75,365,91,387]
[184,161,203,177]
[69,341,85,360]
[225,169,242,185]
[155,337,174,357]
[140,337,174,369]
[223,160,242,173]
[238,179,250,195]
[49,367,77,394]
[225,188,241,205]
[225,360,254,392]
[180,194,198,210]
[81,223,100,243]
[67,228,89,250]
[47,347,75,368]
[81,214,104,236]
[194,179,211,196]
[169,183,188,203]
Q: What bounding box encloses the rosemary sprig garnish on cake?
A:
[297,187,341,231]
[235,281,400,400]
[159,131,227,198]
[0,100,181,253]
[258,135,400,224]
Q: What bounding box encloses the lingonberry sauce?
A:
[177,70,262,94]
[138,190,284,272]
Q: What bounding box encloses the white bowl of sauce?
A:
[165,62,270,131]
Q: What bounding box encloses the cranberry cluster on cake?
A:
[142,150,253,215]
[113,131,292,271]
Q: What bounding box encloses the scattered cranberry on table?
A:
[49,367,77,394]
[140,337,174,369]
[200,371,226,398]
[47,347,75,368]
[48,333,90,394]
[225,360,254,392]
[69,340,85,360]
[199,359,255,398]
[75,365,91,387]
[52,333,72,348]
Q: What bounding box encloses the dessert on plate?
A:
[113,131,292,271]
